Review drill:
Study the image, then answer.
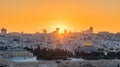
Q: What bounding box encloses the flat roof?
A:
[10,57,38,62]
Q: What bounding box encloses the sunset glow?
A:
[0,0,120,33]
[49,20,70,34]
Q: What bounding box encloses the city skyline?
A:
[0,1,120,66]
[0,0,120,33]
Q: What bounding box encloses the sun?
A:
[59,26,67,33]
[49,20,71,33]
[53,25,69,34]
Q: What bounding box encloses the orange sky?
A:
[0,0,120,33]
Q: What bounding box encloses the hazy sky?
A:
[0,0,120,33]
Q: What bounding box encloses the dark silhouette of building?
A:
[56,28,60,34]
[89,27,93,33]
[43,29,47,34]
[1,28,7,35]
[64,29,67,34]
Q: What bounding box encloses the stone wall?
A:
[1,59,120,67]
[11,62,58,67]
[58,60,120,67]
[0,50,33,58]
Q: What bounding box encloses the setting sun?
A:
[53,25,68,34]
[49,20,71,33]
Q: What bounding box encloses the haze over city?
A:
[0,0,120,33]
[1,0,120,67]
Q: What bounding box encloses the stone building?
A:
[0,49,33,58]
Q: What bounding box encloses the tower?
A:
[64,29,67,34]
[1,28,7,35]
[89,27,93,33]
[56,28,60,34]
[43,29,47,34]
